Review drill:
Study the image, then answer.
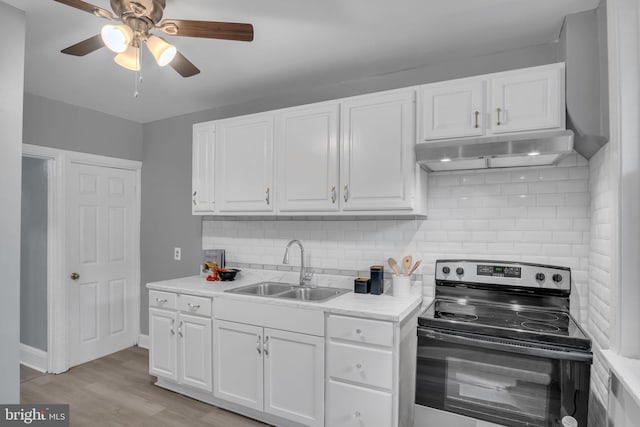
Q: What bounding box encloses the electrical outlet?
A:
[174,247,181,261]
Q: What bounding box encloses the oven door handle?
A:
[418,327,593,363]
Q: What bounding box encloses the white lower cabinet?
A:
[326,380,393,427]
[326,314,410,427]
[149,308,178,382]
[213,319,325,427]
[149,294,212,393]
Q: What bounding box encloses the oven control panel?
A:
[435,260,571,291]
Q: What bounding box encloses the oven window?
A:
[416,334,562,427]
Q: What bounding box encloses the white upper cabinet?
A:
[215,113,275,213]
[418,62,565,143]
[489,64,564,134]
[276,103,340,213]
[192,122,215,214]
[340,90,417,211]
[420,78,485,140]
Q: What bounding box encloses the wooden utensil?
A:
[402,255,413,276]
[388,258,401,276]
[409,260,422,276]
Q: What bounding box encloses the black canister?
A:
[370,265,384,295]
[354,277,371,294]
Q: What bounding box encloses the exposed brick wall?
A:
[588,145,612,427]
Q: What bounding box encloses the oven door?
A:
[416,327,591,427]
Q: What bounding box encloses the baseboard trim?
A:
[20,344,48,373]
[137,334,149,349]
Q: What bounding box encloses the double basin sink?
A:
[225,281,350,303]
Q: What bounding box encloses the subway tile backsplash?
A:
[203,152,590,322]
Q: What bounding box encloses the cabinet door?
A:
[192,122,215,214]
[149,308,178,382]
[420,79,484,140]
[213,320,264,410]
[340,90,416,211]
[277,104,340,212]
[215,114,275,212]
[178,313,212,392]
[489,64,564,134]
[263,329,324,427]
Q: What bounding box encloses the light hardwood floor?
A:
[20,346,269,427]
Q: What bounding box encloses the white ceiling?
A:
[7,0,599,123]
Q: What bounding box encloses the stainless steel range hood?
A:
[416,129,574,172]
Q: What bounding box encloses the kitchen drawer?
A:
[328,341,393,390]
[327,315,393,347]
[178,294,212,317]
[326,379,392,427]
[149,290,177,310]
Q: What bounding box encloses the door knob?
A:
[70,272,80,280]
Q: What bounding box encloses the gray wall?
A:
[139,41,562,334]
[23,93,143,161]
[0,0,25,404]
[21,157,48,352]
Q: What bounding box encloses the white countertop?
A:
[146,268,425,322]
[601,349,640,408]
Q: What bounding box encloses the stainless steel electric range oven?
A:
[416,260,592,427]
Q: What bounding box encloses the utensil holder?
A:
[393,275,411,297]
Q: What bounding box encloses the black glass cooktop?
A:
[418,299,591,351]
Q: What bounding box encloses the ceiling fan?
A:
[55,0,254,77]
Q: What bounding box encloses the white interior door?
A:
[67,162,137,367]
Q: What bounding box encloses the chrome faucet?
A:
[282,240,312,286]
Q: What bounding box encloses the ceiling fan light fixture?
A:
[101,24,134,53]
[146,35,177,66]
[114,44,141,71]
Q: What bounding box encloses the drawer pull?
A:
[257,335,261,354]
[353,411,361,419]
[187,303,200,309]
[355,328,363,335]
[264,336,269,356]
[178,320,183,338]
[170,319,175,335]
[155,298,167,304]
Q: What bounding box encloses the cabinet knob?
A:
[170,319,175,335]
[264,335,269,356]
[353,411,361,419]
[257,335,261,354]
[355,363,362,370]
[70,272,80,280]
[192,190,197,206]
[355,328,363,335]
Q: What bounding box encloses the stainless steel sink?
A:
[225,281,350,303]
[277,287,350,302]
[227,282,296,296]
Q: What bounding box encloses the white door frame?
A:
[22,144,142,374]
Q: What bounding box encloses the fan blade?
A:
[53,0,114,19]
[61,34,105,56]
[158,20,254,42]
[169,51,200,78]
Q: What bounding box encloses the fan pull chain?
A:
[134,43,142,98]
